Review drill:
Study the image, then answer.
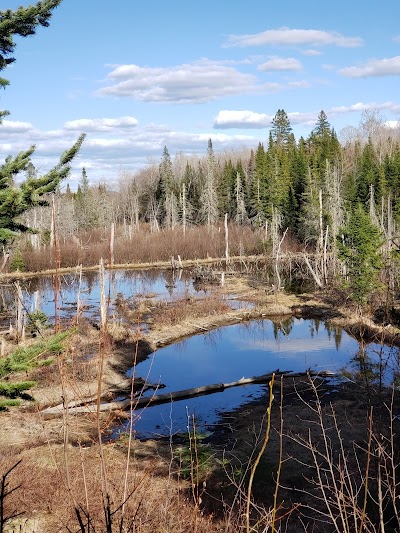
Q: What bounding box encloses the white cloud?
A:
[214,101,400,130]
[64,116,138,131]
[215,110,273,129]
[385,120,400,128]
[97,59,268,103]
[258,57,302,71]
[245,337,337,354]
[0,120,34,133]
[288,80,311,88]
[86,138,133,149]
[224,27,363,48]
[214,109,318,129]
[331,101,400,114]
[302,49,322,56]
[339,56,400,77]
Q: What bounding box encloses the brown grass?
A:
[0,441,223,533]
[16,224,265,272]
[152,293,231,327]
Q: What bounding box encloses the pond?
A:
[120,317,400,440]
[2,268,201,325]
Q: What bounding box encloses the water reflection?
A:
[1,269,199,324]
[121,318,400,439]
[344,341,400,391]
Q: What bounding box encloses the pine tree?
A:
[355,139,379,205]
[337,203,383,306]
[74,168,98,230]
[159,146,178,228]
[251,143,268,221]
[0,1,84,247]
[270,109,292,148]
[217,160,235,217]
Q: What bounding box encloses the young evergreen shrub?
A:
[0,399,20,410]
[27,310,49,334]
[10,251,26,272]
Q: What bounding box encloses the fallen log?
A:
[41,369,336,418]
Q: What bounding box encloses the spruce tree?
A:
[0,1,84,247]
[270,109,292,148]
[337,203,383,306]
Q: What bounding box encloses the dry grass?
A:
[152,293,231,327]
[0,441,223,533]
[16,224,265,272]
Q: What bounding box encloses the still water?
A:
[6,269,199,323]
[123,318,400,439]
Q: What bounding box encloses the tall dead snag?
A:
[224,213,229,263]
[109,222,115,267]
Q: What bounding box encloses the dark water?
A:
[120,318,400,439]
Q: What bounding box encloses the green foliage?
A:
[9,250,26,271]
[0,380,36,397]
[0,399,20,410]
[0,330,69,409]
[337,203,383,306]
[175,433,215,481]
[0,330,69,379]
[270,109,292,148]
[0,0,85,246]
[0,133,85,245]
[27,309,49,333]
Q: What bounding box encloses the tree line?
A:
[44,108,400,246]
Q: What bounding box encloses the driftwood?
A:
[41,369,335,419]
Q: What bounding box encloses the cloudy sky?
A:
[1,0,400,188]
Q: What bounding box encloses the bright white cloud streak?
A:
[258,57,302,71]
[340,56,400,77]
[97,60,269,103]
[224,27,363,48]
[64,116,138,131]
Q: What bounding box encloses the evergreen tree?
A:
[270,109,292,148]
[159,146,178,228]
[0,0,62,118]
[0,0,84,246]
[337,203,383,306]
[217,160,235,217]
[251,143,268,222]
[74,167,97,230]
[355,139,379,205]
[313,110,331,138]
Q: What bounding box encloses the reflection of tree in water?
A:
[344,341,400,391]
[203,328,222,349]
[324,322,343,350]
[308,318,321,338]
[0,283,16,313]
[272,317,294,340]
[164,271,177,298]
[84,271,97,293]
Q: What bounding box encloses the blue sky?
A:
[1,0,400,188]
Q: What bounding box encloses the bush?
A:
[10,251,26,272]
